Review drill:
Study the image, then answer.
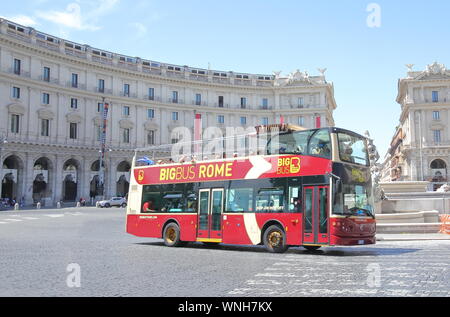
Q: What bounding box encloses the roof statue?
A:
[425,62,446,75]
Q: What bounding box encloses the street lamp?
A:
[0,134,8,199]
[98,98,110,199]
[98,148,113,200]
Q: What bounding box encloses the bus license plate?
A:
[358,240,365,245]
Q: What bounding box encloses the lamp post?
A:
[98,148,112,200]
[98,97,110,199]
[0,134,8,199]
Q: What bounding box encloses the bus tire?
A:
[303,245,321,251]
[163,223,183,247]
[263,225,288,253]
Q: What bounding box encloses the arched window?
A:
[431,159,447,169]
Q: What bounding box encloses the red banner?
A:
[134,155,332,185]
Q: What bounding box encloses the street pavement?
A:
[0,207,449,297]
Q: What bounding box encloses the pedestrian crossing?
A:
[0,212,85,225]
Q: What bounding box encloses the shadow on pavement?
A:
[288,247,420,257]
[135,241,269,253]
[134,241,420,257]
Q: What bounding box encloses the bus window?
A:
[161,192,184,212]
[308,129,331,159]
[226,188,253,212]
[256,188,285,213]
[186,192,197,212]
[142,187,160,213]
[268,130,313,155]
[289,186,302,213]
[337,132,369,165]
[267,129,331,159]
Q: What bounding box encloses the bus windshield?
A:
[267,129,331,159]
[337,132,369,166]
[333,181,374,217]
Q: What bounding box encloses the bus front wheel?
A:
[263,225,288,253]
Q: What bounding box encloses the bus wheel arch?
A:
[260,220,285,244]
[261,221,289,253]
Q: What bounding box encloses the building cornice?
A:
[0,31,333,93]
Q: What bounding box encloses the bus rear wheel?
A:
[263,225,288,253]
[163,223,184,247]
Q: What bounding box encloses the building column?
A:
[410,155,418,181]
[54,156,63,203]
[408,111,415,147]
[76,157,84,202]
[82,158,91,200]
[0,19,7,34]
[0,145,4,199]
[108,157,115,197]
[23,153,34,205]
[48,154,57,205]
[320,91,326,107]
[274,92,280,110]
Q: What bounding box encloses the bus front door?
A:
[303,186,329,245]
[197,188,224,242]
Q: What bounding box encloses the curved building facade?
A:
[0,18,337,205]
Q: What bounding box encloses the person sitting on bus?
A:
[279,146,287,154]
[294,145,303,154]
[143,199,156,213]
[341,145,354,162]
[187,199,197,212]
[312,141,330,157]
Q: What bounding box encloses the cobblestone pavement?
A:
[0,207,449,297]
[228,240,450,297]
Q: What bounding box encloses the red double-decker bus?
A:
[126,125,376,253]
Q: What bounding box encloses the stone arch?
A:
[430,158,448,190]
[90,159,106,171]
[32,157,53,204]
[89,160,106,198]
[1,154,24,202]
[430,159,447,169]
[62,158,80,202]
[116,161,131,198]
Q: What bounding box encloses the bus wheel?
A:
[163,223,183,247]
[303,245,321,251]
[263,225,288,253]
